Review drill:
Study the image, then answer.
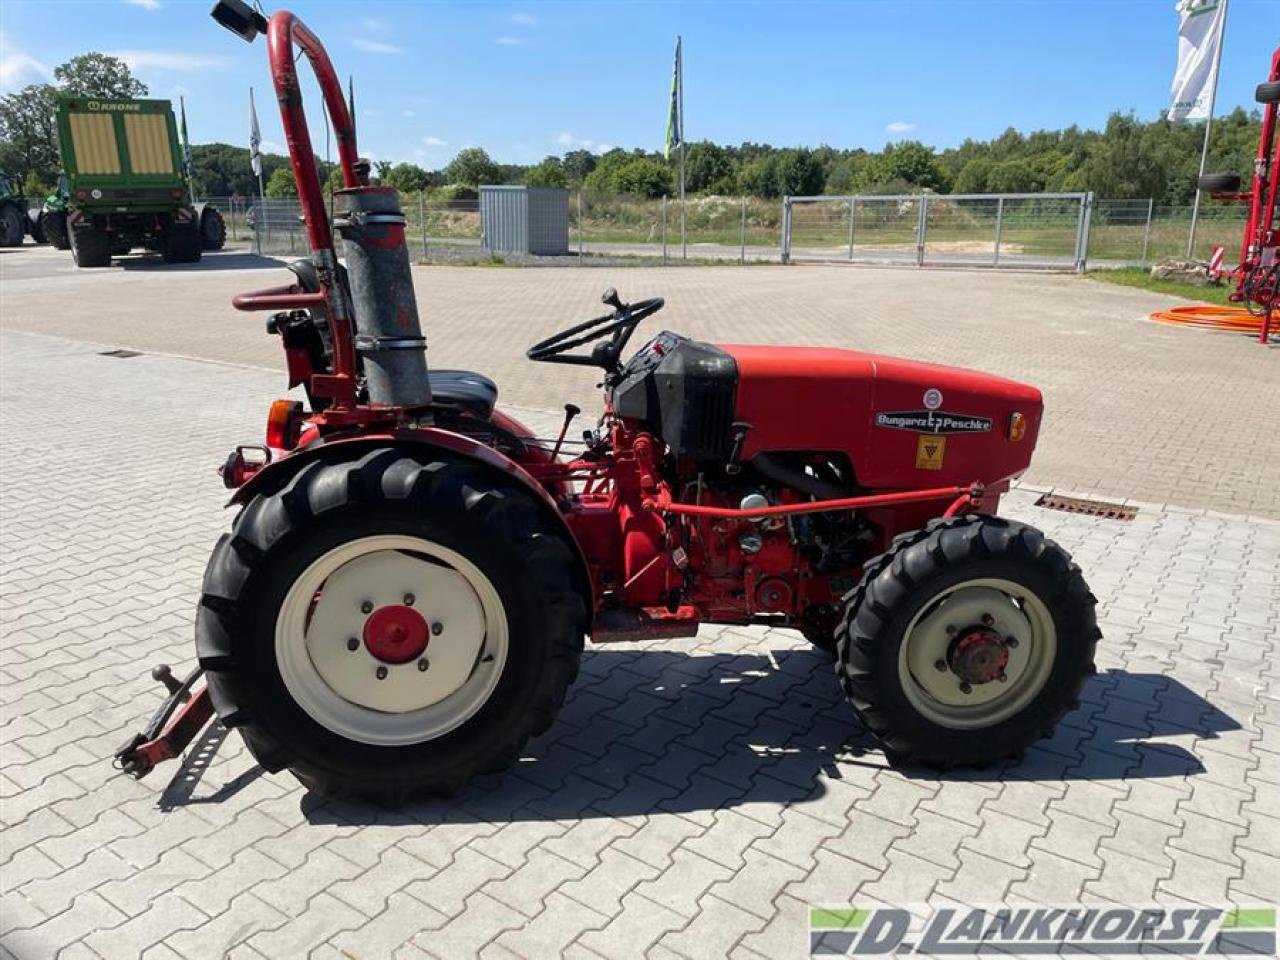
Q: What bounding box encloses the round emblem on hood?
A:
[923,388,943,410]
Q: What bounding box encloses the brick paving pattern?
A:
[1,248,1277,957]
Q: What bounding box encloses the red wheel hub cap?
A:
[363,604,429,664]
[948,628,1009,685]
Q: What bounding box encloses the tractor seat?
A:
[427,369,498,418]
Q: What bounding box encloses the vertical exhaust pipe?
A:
[334,186,431,407]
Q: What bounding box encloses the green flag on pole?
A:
[179,96,192,174]
[664,37,682,161]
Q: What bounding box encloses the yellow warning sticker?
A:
[916,434,946,470]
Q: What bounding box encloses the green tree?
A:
[613,158,673,198]
[383,162,431,193]
[524,156,569,188]
[684,141,734,194]
[54,53,148,99]
[737,155,780,197]
[444,147,498,188]
[775,148,824,197]
[265,166,298,198]
[873,141,948,191]
[952,158,992,194]
[0,84,60,186]
[561,148,597,182]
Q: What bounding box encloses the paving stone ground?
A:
[1,251,1277,959]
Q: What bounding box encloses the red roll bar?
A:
[231,10,363,408]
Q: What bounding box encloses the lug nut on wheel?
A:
[959,682,972,695]
[361,600,374,614]
[1006,635,1019,648]
[981,613,994,626]
[346,637,359,652]
[376,665,388,680]
[934,659,948,672]
[431,621,443,636]
[403,593,415,606]
[417,658,429,672]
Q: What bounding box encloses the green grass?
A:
[1085,266,1235,305]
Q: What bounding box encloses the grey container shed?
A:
[480,185,570,256]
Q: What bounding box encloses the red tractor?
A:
[115,2,1098,800]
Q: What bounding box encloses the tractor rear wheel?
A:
[196,450,587,801]
[70,225,111,267]
[200,207,226,251]
[42,212,69,250]
[0,204,24,246]
[162,220,201,263]
[835,515,1097,768]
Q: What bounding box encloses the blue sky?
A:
[2,0,1278,167]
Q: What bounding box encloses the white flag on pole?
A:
[1168,0,1227,122]
[249,87,263,177]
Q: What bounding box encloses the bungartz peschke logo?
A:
[809,904,1276,956]
[874,411,992,434]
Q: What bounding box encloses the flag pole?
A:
[251,86,266,256]
[1187,0,1228,259]
[678,35,686,260]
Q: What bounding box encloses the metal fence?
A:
[781,192,1094,270]
[198,191,1250,272]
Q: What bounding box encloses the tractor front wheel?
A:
[196,450,587,801]
[835,516,1097,767]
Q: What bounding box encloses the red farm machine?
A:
[1198,45,1280,342]
[115,1,1099,800]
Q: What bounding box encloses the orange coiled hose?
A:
[1150,304,1274,336]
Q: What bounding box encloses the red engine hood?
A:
[717,343,1043,490]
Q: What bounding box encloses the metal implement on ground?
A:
[115,0,1101,800]
[51,96,226,267]
[1195,44,1280,343]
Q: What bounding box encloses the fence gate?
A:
[781,192,1093,271]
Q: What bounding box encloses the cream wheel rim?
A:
[275,534,508,746]
[897,577,1056,730]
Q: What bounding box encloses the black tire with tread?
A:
[0,204,24,246]
[1256,80,1280,104]
[835,515,1098,768]
[43,212,69,250]
[200,207,227,251]
[1198,172,1242,193]
[70,225,111,267]
[162,220,201,263]
[195,449,587,801]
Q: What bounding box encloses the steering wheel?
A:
[526,288,665,372]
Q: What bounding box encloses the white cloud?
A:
[885,120,917,133]
[125,0,161,9]
[354,38,405,55]
[109,50,228,72]
[495,36,525,46]
[510,13,538,25]
[0,34,52,91]
[422,137,448,147]
[362,17,385,32]
[558,132,610,153]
